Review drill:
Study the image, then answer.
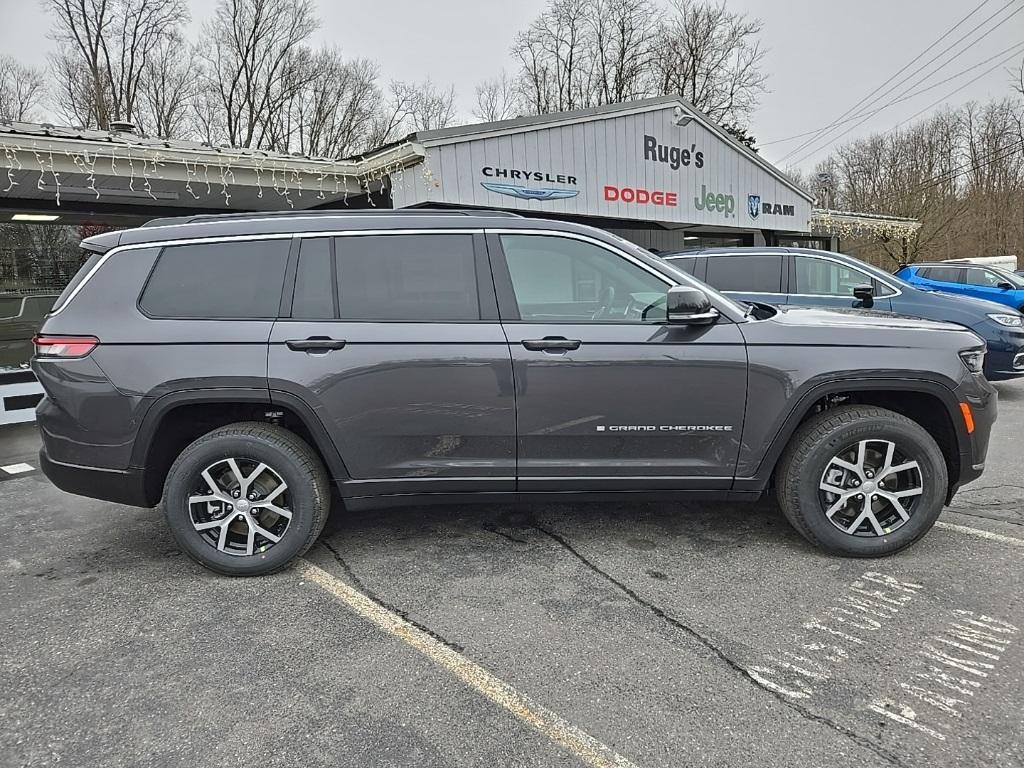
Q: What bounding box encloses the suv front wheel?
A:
[163,422,330,576]
[776,405,948,557]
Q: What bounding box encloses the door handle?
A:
[522,337,582,352]
[285,337,347,352]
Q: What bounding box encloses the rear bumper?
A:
[39,447,151,507]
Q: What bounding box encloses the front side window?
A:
[140,240,290,318]
[500,234,669,323]
[966,268,1003,287]
[705,254,783,293]
[794,256,878,296]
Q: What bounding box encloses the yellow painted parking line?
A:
[295,559,641,768]
[935,521,1024,547]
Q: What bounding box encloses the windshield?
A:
[990,267,1024,289]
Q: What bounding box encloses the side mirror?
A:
[667,286,718,324]
[852,284,874,308]
[998,282,1014,290]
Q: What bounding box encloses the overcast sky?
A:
[1,0,1021,171]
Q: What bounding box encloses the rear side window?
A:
[140,240,289,318]
[52,250,105,313]
[667,256,698,275]
[341,234,480,321]
[918,267,962,283]
[705,255,783,293]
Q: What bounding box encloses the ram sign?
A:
[389,99,813,233]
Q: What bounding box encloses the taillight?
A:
[32,335,99,359]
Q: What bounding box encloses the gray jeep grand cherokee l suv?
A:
[32,210,996,575]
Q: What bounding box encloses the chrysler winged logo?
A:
[480,181,579,201]
[747,194,761,219]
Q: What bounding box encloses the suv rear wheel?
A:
[776,405,947,557]
[163,422,330,576]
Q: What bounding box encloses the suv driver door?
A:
[489,231,748,492]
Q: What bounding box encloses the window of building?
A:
[140,239,290,318]
[335,234,480,321]
[705,254,783,293]
[499,234,669,323]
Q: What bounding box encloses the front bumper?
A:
[948,375,998,500]
[39,447,151,508]
[979,325,1024,379]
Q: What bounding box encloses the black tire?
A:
[163,421,330,576]
[775,405,947,557]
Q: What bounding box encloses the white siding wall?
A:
[390,105,811,233]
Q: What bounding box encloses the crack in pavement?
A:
[318,540,465,653]
[947,508,1024,526]
[530,523,908,768]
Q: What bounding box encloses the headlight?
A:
[988,313,1023,327]
[959,348,986,374]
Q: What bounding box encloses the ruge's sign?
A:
[390,101,812,232]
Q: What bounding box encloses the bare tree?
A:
[0,55,47,122]
[45,0,188,129]
[473,72,520,122]
[136,32,199,137]
[263,49,384,157]
[367,79,457,145]
[589,0,657,104]
[197,0,318,148]
[513,0,597,114]
[651,0,767,126]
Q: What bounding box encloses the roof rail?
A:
[140,208,523,228]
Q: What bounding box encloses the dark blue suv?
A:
[662,247,1024,380]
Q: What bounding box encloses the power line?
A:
[780,0,1019,165]
[762,39,1024,147]
[789,42,1024,169]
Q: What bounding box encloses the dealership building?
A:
[0,95,918,422]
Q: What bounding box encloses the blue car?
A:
[662,247,1024,380]
[895,262,1024,313]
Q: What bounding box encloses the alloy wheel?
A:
[187,458,292,557]
[818,439,924,537]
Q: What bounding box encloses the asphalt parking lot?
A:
[1,386,1022,768]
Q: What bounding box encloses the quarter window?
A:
[499,234,669,323]
[140,240,289,318]
[705,255,783,293]
[292,238,335,319]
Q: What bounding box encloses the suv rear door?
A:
[268,231,516,495]
[488,230,747,491]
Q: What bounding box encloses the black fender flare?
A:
[131,387,351,483]
[735,375,967,491]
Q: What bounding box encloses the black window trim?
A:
[283,230,498,324]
